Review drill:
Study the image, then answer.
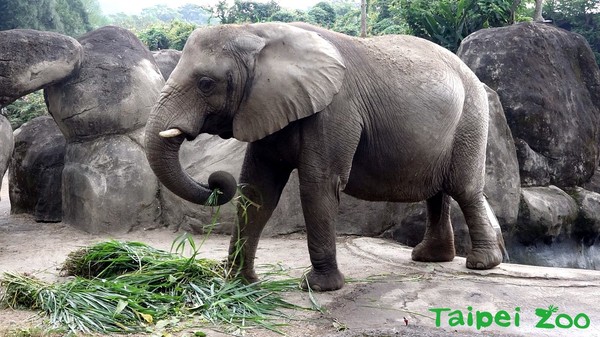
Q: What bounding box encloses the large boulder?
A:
[63,133,160,232]
[45,26,165,232]
[8,116,65,222]
[45,26,163,142]
[0,114,14,201]
[0,29,83,108]
[457,22,600,187]
[507,186,600,270]
[569,187,600,246]
[516,186,578,245]
[152,49,181,81]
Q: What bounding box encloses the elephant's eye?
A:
[198,76,216,94]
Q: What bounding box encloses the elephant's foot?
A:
[411,239,455,262]
[466,241,503,269]
[230,268,259,284]
[301,268,345,292]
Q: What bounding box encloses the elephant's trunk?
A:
[144,102,237,206]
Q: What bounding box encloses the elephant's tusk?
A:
[159,128,183,138]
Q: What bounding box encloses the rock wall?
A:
[458,23,600,188]
[152,49,182,81]
[458,23,600,269]
[45,26,164,233]
[0,29,82,108]
[8,116,65,222]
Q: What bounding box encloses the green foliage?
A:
[544,0,600,65]
[1,238,305,334]
[309,2,337,28]
[178,3,212,24]
[214,0,281,24]
[168,20,198,50]
[137,20,198,51]
[390,0,515,51]
[136,25,171,50]
[333,8,361,35]
[270,9,300,22]
[0,0,102,37]
[2,91,48,130]
[141,4,179,22]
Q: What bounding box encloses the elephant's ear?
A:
[232,23,346,142]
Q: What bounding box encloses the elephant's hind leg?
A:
[411,192,456,262]
[456,193,503,269]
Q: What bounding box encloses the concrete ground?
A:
[1,176,599,337]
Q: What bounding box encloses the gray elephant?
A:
[1,114,14,200]
[145,22,504,291]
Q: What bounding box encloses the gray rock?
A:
[567,187,600,246]
[458,22,600,187]
[8,116,65,222]
[62,134,160,233]
[44,26,165,232]
[45,26,164,142]
[482,85,521,230]
[516,186,578,245]
[0,114,14,201]
[583,166,600,193]
[152,49,181,81]
[0,29,83,108]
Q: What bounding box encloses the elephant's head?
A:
[145,23,346,206]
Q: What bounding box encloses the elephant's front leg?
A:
[228,146,292,282]
[298,172,345,291]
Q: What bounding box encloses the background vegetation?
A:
[1,0,599,129]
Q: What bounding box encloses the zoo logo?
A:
[429,305,591,331]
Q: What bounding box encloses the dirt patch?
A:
[2,176,598,337]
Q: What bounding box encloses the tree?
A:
[167,20,197,50]
[178,4,211,25]
[137,24,171,50]
[360,0,367,36]
[141,4,180,22]
[55,0,93,36]
[390,0,516,51]
[213,0,281,24]
[0,0,97,37]
[544,0,600,65]
[136,20,198,51]
[309,2,337,28]
[270,9,302,22]
[2,91,48,130]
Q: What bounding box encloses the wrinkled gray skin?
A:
[0,114,13,200]
[145,23,503,291]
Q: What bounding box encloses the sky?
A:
[97,0,325,15]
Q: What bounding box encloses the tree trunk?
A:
[360,0,367,38]
[533,0,544,22]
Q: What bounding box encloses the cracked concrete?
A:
[0,176,599,336]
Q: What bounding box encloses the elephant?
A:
[145,22,504,291]
[1,114,14,200]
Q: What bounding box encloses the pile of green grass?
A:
[0,236,304,335]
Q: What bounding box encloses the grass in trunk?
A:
[0,237,305,335]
